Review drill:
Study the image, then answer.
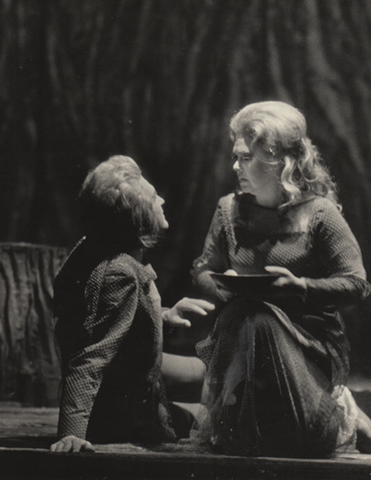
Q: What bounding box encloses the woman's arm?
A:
[267,201,371,306]
[191,202,232,302]
[304,201,370,305]
[54,267,139,449]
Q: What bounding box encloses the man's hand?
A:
[50,435,95,453]
[163,298,215,328]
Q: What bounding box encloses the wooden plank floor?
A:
[1,404,371,480]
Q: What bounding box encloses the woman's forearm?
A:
[305,275,371,306]
[194,270,221,302]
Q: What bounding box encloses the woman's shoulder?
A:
[216,193,241,216]
[307,195,343,219]
[294,195,347,235]
[311,195,340,209]
[290,194,341,217]
[216,192,236,210]
[280,195,343,234]
[217,192,235,204]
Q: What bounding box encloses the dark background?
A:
[1,0,371,374]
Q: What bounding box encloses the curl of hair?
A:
[230,101,339,209]
[79,155,161,250]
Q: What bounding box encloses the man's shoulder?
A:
[104,254,157,286]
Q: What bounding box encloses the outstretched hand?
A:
[163,298,215,328]
[265,266,306,292]
[50,435,95,453]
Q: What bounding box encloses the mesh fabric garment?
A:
[54,237,176,443]
[190,193,370,457]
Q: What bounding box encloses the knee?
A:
[253,311,279,335]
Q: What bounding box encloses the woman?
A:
[190,101,371,458]
[50,155,214,453]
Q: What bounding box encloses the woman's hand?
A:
[213,269,240,302]
[163,298,215,328]
[50,435,95,453]
[265,266,306,293]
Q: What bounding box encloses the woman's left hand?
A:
[163,298,215,328]
[265,266,307,293]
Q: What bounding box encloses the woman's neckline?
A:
[248,193,318,211]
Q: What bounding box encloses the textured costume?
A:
[54,237,175,444]
[191,193,370,457]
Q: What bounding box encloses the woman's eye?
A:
[231,154,252,163]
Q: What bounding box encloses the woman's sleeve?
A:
[191,201,230,299]
[304,201,371,305]
[57,268,139,439]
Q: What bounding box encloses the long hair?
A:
[230,101,338,208]
[79,155,161,250]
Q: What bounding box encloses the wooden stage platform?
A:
[1,404,371,480]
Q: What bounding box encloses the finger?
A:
[179,301,215,316]
[62,439,73,452]
[223,269,238,276]
[184,305,211,316]
[72,442,83,453]
[272,277,290,287]
[180,298,215,311]
[50,442,57,452]
[55,442,66,453]
[178,320,191,328]
[265,266,290,275]
[172,316,191,328]
[82,442,95,452]
[188,299,215,311]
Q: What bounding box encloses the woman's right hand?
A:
[50,435,95,453]
[214,269,239,302]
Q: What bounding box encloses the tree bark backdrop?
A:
[1,0,371,379]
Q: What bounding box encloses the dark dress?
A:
[54,237,175,444]
[190,193,370,457]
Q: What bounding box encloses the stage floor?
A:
[0,404,371,480]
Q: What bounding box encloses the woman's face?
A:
[232,134,281,198]
[141,178,169,230]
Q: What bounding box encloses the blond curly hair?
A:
[230,101,338,208]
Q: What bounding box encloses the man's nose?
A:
[233,160,240,171]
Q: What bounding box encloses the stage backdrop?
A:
[1,0,371,373]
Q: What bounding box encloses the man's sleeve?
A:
[57,268,139,439]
